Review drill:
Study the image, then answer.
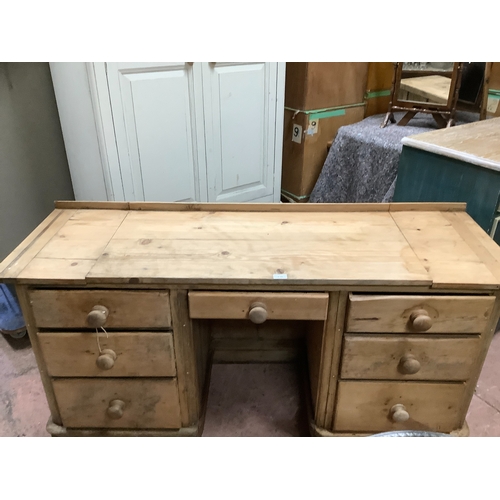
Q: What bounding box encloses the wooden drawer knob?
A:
[390,404,410,423]
[399,354,421,374]
[107,399,125,419]
[86,305,109,328]
[409,308,432,331]
[96,349,117,370]
[248,302,267,324]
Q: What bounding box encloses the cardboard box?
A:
[364,62,394,118]
[285,63,369,110]
[281,106,366,202]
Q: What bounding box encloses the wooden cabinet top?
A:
[402,118,500,172]
[2,201,500,290]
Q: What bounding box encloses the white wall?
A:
[0,63,75,261]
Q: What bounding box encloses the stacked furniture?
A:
[281,63,368,202]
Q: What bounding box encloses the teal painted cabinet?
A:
[394,146,500,243]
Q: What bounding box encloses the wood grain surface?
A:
[334,380,465,432]
[2,204,500,289]
[29,289,171,329]
[38,331,176,377]
[346,294,495,333]
[340,335,481,381]
[53,378,182,429]
[188,291,328,320]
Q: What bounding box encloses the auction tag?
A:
[487,97,499,114]
[307,119,318,135]
[292,124,302,143]
[273,273,288,280]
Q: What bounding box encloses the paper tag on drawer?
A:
[273,273,288,279]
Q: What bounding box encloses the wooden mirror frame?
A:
[382,62,463,128]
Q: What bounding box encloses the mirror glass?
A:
[398,63,454,105]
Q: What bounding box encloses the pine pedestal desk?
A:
[1,201,500,437]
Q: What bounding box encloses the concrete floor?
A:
[1,332,499,437]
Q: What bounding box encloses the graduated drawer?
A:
[341,335,481,381]
[38,331,176,377]
[29,289,171,329]
[53,378,182,429]
[346,294,494,334]
[188,292,328,321]
[334,381,465,433]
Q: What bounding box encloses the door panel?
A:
[106,62,207,202]
[202,62,277,202]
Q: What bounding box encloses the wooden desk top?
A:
[402,118,500,171]
[399,75,452,104]
[2,202,500,290]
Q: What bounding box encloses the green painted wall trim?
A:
[284,102,365,117]
[308,109,346,120]
[281,189,310,201]
[365,89,391,99]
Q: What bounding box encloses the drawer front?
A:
[29,289,171,329]
[346,294,495,333]
[38,331,176,377]
[341,335,481,381]
[189,292,328,321]
[334,381,465,433]
[53,378,182,429]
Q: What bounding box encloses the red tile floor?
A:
[1,332,499,437]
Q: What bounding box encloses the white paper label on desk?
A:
[292,124,302,144]
[273,273,288,279]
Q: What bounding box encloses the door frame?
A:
[87,62,124,201]
[273,62,286,202]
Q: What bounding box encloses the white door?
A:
[105,62,208,202]
[202,62,278,202]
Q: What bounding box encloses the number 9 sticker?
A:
[292,124,302,144]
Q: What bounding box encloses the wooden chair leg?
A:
[397,111,417,126]
[432,113,448,128]
[480,63,493,121]
[381,111,396,128]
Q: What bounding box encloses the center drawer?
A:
[38,331,176,377]
[188,292,329,321]
[29,289,171,329]
[53,378,182,429]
